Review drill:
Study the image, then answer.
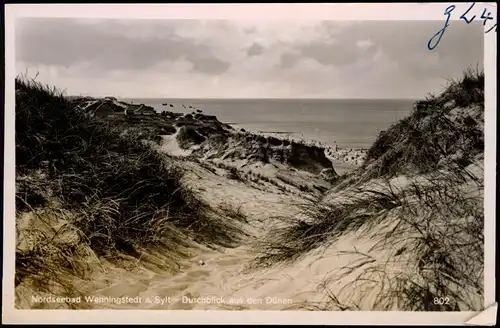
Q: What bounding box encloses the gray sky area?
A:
[15,18,484,99]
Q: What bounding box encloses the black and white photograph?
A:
[3,3,497,325]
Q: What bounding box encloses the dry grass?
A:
[251,69,485,311]
[176,125,207,149]
[253,165,483,311]
[219,202,249,224]
[15,75,245,306]
[227,166,245,181]
[362,67,484,181]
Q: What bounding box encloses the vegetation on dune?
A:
[363,67,484,180]
[252,165,483,310]
[251,68,485,311]
[15,76,244,303]
[176,125,208,148]
[14,66,486,311]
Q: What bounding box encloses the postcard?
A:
[2,2,497,325]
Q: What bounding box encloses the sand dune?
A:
[15,70,485,313]
[73,155,399,311]
[21,114,478,311]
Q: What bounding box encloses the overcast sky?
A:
[15,18,483,99]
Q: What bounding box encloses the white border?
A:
[3,3,497,325]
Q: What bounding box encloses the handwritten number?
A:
[428,5,455,50]
[428,3,496,49]
[485,23,497,33]
[460,2,476,24]
[480,8,494,25]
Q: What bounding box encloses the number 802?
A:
[433,297,450,305]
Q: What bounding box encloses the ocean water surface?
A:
[123,98,415,149]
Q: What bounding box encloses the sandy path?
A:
[72,156,414,311]
[81,137,398,311]
[86,157,315,310]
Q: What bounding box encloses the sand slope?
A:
[15,121,483,312]
[64,136,399,311]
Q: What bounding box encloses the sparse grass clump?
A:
[219,203,248,224]
[15,76,244,305]
[227,166,244,181]
[176,125,206,149]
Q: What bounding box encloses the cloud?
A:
[279,52,301,69]
[16,18,231,75]
[246,43,265,57]
[15,18,484,98]
[356,40,374,50]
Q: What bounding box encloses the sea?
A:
[121,98,415,149]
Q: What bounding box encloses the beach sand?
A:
[61,152,399,311]
[45,132,411,311]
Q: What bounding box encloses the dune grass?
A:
[251,69,485,311]
[362,67,484,181]
[252,163,483,311]
[15,76,244,306]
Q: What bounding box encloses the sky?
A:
[15,18,484,99]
